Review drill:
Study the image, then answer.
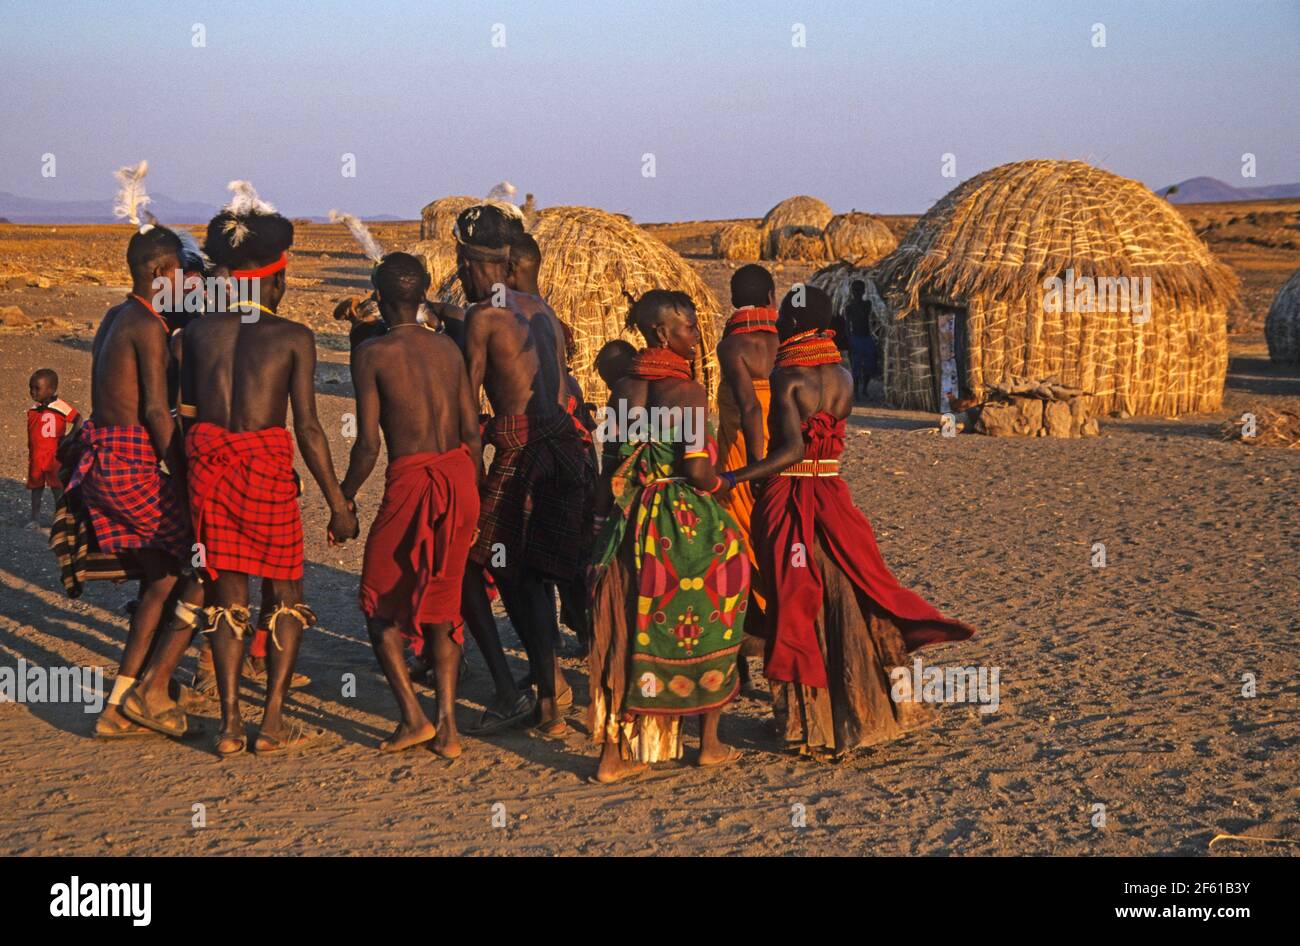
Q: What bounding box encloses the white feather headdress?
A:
[222,180,277,246]
[113,161,156,232]
[328,209,385,264]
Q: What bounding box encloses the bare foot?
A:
[432,725,462,759]
[697,745,743,768]
[594,756,648,784]
[380,719,436,753]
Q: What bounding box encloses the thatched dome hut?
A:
[872,160,1237,416]
[823,212,897,264]
[711,223,761,260]
[808,260,886,329]
[1264,269,1300,365]
[759,195,832,259]
[772,226,829,262]
[419,195,477,241]
[436,205,722,404]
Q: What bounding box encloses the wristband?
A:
[722,471,737,489]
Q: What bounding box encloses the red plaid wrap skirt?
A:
[470,411,595,580]
[67,420,190,558]
[186,422,303,581]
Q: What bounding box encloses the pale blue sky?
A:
[0,0,1296,219]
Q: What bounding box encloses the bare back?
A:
[716,331,778,383]
[465,289,567,417]
[90,300,171,427]
[182,311,312,431]
[354,326,473,459]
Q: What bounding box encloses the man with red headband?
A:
[727,286,975,757]
[457,204,594,736]
[181,183,358,757]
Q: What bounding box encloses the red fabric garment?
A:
[67,420,190,557]
[27,399,78,488]
[360,446,480,646]
[753,412,974,688]
[186,422,303,580]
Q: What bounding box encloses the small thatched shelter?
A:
[772,226,829,262]
[872,159,1238,416]
[759,195,832,259]
[419,195,477,241]
[808,260,886,326]
[435,205,722,404]
[823,212,897,264]
[1264,269,1300,365]
[711,223,761,260]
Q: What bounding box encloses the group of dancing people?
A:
[56,182,974,780]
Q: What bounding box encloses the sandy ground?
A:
[0,217,1296,856]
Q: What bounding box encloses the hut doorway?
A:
[927,304,970,412]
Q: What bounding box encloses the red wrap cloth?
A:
[186,422,303,580]
[753,412,974,688]
[359,446,480,645]
[67,420,190,557]
[27,398,78,488]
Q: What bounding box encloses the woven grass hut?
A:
[772,226,829,262]
[808,260,886,327]
[759,195,832,259]
[436,205,722,404]
[823,212,897,264]
[872,159,1237,416]
[1264,269,1300,365]
[419,195,477,241]
[711,223,761,260]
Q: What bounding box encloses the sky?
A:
[0,0,1296,220]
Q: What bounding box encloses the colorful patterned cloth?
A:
[360,446,480,646]
[186,422,303,581]
[470,410,595,581]
[67,420,190,558]
[591,432,749,716]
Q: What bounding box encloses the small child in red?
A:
[26,368,79,526]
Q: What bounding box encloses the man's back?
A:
[91,302,163,426]
[717,331,778,382]
[358,327,466,458]
[468,289,565,416]
[184,312,304,431]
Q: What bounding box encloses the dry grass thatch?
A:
[1264,269,1300,365]
[823,212,897,264]
[419,195,478,241]
[872,159,1239,416]
[1220,405,1300,448]
[759,195,832,259]
[808,260,886,330]
[711,223,761,260]
[435,205,722,404]
[406,239,461,294]
[771,226,829,262]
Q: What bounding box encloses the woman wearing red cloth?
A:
[727,287,975,757]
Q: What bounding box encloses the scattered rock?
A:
[1,274,30,290]
[0,305,34,328]
[26,275,52,289]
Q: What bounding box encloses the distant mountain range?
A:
[1155,176,1300,204]
[0,191,403,224]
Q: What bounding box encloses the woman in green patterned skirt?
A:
[588,290,750,784]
